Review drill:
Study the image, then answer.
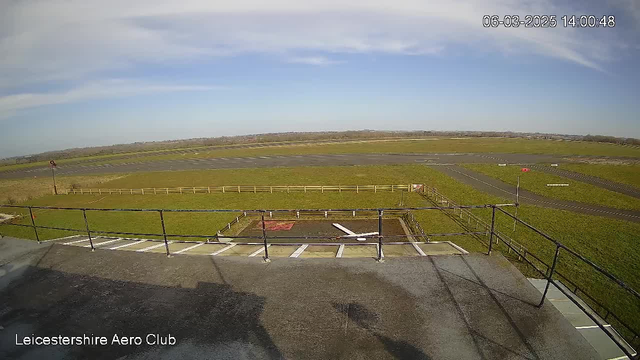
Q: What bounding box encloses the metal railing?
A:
[1,200,637,357]
[65,184,420,195]
[422,187,638,358]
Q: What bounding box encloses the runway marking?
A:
[412,243,427,256]
[211,244,236,255]
[110,240,146,250]
[290,244,308,258]
[575,324,611,330]
[336,244,345,258]
[44,234,82,243]
[85,238,122,248]
[64,238,90,245]
[137,241,173,252]
[443,166,640,220]
[249,245,270,257]
[175,242,205,254]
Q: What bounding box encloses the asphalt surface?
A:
[0,153,566,180]
[530,165,640,199]
[434,165,640,223]
[0,239,598,360]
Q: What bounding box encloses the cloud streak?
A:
[0,80,220,117]
[0,1,637,90]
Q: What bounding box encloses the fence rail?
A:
[0,200,637,358]
[65,184,422,195]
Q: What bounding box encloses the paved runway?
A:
[0,152,565,179]
[434,165,640,223]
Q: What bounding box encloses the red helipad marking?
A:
[255,221,295,231]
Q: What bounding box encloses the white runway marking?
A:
[175,242,205,254]
[336,244,345,258]
[44,234,82,243]
[64,238,90,245]
[211,244,236,255]
[290,244,308,258]
[575,324,611,330]
[110,240,146,250]
[412,243,427,256]
[85,238,122,248]
[137,241,173,252]
[249,245,270,257]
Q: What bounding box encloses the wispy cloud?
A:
[0,0,637,90]
[287,56,343,66]
[0,80,220,117]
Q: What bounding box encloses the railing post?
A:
[28,206,40,243]
[82,209,94,251]
[539,245,561,307]
[377,209,384,262]
[159,210,170,257]
[261,213,270,262]
[488,206,496,255]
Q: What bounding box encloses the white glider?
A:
[332,223,378,241]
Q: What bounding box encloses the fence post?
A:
[159,210,170,257]
[270,186,273,194]
[208,186,210,194]
[238,186,240,193]
[377,209,384,262]
[539,245,561,307]
[82,209,94,251]
[488,206,496,255]
[261,213,270,262]
[28,207,40,243]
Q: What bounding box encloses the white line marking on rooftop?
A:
[64,238,90,245]
[412,243,427,256]
[175,243,205,254]
[85,238,122,248]
[211,244,236,255]
[336,244,345,258]
[137,242,173,252]
[290,244,308,258]
[575,324,612,330]
[44,234,82,242]
[249,245,269,257]
[110,240,146,250]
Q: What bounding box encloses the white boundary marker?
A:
[336,244,345,258]
[85,238,122,248]
[211,244,236,256]
[110,240,146,250]
[249,244,270,257]
[290,244,308,258]
[575,324,611,330]
[43,234,82,243]
[446,241,470,255]
[137,241,173,252]
[64,238,91,245]
[175,242,205,254]
[412,243,427,256]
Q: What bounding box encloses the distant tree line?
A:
[2,130,638,165]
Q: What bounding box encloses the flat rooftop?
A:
[0,239,598,359]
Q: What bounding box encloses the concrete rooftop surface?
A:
[0,238,599,359]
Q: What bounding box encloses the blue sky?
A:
[1,0,639,157]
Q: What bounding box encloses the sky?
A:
[0,0,639,157]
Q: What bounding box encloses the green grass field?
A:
[1,164,638,340]
[3,137,640,173]
[461,164,640,210]
[562,163,640,189]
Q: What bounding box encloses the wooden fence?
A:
[65,184,424,195]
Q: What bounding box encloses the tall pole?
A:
[513,175,519,231]
[51,166,57,195]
